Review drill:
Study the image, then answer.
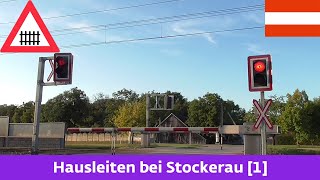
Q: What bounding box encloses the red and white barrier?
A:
[67,127,219,134]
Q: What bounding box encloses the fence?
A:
[66,127,219,145]
[0,116,65,149]
[66,132,141,144]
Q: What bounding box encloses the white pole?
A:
[215,132,220,144]
[260,91,267,155]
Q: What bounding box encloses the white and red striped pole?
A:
[67,127,219,134]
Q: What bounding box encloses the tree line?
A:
[0,88,320,145]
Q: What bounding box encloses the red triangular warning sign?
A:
[1,0,59,53]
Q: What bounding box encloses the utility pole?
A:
[31,54,73,155]
[219,102,223,149]
[31,57,45,155]
[142,94,151,147]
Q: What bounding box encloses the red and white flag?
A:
[265,0,320,36]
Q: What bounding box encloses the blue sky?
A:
[0,0,320,111]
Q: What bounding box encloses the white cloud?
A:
[242,12,264,24]
[203,34,216,44]
[42,10,105,41]
[246,43,269,55]
[65,21,103,39]
[171,20,217,45]
[169,16,238,44]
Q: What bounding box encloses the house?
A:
[154,113,206,144]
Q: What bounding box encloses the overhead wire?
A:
[0,0,185,25]
[53,5,263,37]
[0,26,264,55]
[0,4,264,38]
[0,0,17,4]
[0,3,265,55]
[61,26,264,49]
[51,4,263,33]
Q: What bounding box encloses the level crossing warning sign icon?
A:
[253,99,273,130]
[0,0,59,53]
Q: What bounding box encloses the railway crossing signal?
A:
[53,53,73,84]
[253,99,273,129]
[248,55,272,92]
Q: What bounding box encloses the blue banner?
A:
[0,155,318,179]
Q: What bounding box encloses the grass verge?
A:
[268,145,320,155]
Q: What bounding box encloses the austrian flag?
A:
[265,0,320,36]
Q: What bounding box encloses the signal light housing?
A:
[53,53,73,84]
[164,95,174,110]
[248,55,272,92]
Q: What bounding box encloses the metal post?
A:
[220,102,223,150]
[111,131,116,155]
[31,57,45,155]
[220,134,223,150]
[146,94,150,128]
[131,133,134,144]
[142,95,151,147]
[220,102,224,126]
[215,132,220,144]
[260,91,267,155]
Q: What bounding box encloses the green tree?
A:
[21,101,34,123]
[278,89,310,145]
[223,100,245,125]
[244,109,256,123]
[304,98,320,144]
[12,108,23,123]
[89,92,129,127]
[0,104,17,120]
[105,98,127,127]
[113,101,146,127]
[112,88,139,102]
[90,93,109,127]
[187,93,223,127]
[244,95,285,124]
[42,87,90,127]
[103,89,141,127]
[269,95,286,124]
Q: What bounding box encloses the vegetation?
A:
[1,88,320,145]
[268,145,320,155]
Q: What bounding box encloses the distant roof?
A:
[157,113,189,127]
[156,113,206,140]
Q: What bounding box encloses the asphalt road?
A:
[0,144,244,155]
[138,144,244,155]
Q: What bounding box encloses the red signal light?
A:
[248,55,272,92]
[254,61,265,73]
[56,57,66,66]
[54,53,73,84]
